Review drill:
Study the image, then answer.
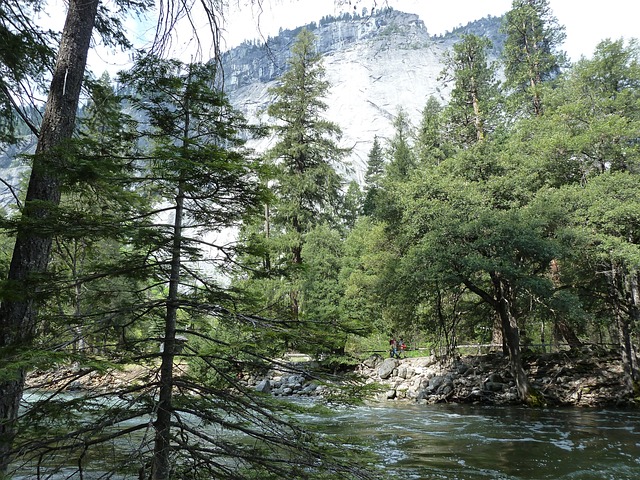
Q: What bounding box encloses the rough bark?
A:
[151,184,183,480]
[554,318,583,350]
[611,268,640,393]
[489,273,538,404]
[463,274,541,405]
[0,0,99,472]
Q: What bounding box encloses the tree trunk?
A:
[151,182,184,480]
[629,273,640,384]
[464,274,542,405]
[554,318,583,350]
[491,315,505,354]
[611,268,640,393]
[549,260,582,350]
[490,273,541,405]
[0,0,98,472]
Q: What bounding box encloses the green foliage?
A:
[415,96,450,167]
[238,28,351,349]
[0,0,57,142]
[362,135,385,217]
[502,0,567,115]
[440,34,501,144]
[265,29,349,241]
[384,107,415,181]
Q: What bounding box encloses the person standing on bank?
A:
[389,337,399,358]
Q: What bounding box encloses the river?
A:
[12,396,640,479]
[302,402,640,479]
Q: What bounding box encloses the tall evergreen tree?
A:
[0,1,229,471]
[415,96,449,166]
[120,57,264,480]
[502,0,566,116]
[385,107,415,181]
[262,28,348,319]
[440,34,500,145]
[0,2,101,469]
[362,135,385,216]
[6,56,373,480]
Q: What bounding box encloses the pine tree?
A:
[385,107,415,181]
[121,57,264,479]
[263,28,348,319]
[502,0,566,116]
[0,2,100,470]
[362,135,385,216]
[416,96,449,166]
[440,34,500,145]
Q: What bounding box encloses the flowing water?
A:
[12,395,640,479]
[306,402,640,479]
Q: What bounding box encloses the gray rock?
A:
[302,383,318,394]
[363,353,384,369]
[255,379,271,393]
[378,358,399,379]
[483,381,504,392]
[414,355,438,368]
[486,373,504,383]
[428,375,446,391]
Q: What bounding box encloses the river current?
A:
[307,403,640,479]
[13,394,640,479]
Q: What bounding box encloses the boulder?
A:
[255,379,271,393]
[363,353,384,369]
[378,358,399,379]
[414,355,437,368]
[428,375,446,392]
[483,381,504,392]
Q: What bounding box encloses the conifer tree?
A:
[502,0,566,116]
[416,96,449,166]
[6,56,373,480]
[263,28,348,319]
[440,34,500,145]
[385,107,415,181]
[362,135,385,216]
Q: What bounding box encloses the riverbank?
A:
[356,348,635,407]
[25,348,637,408]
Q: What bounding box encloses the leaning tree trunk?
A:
[490,273,543,406]
[549,260,582,350]
[0,0,99,472]
[554,318,583,350]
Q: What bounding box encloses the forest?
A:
[0,0,639,479]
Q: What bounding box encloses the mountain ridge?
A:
[221,8,504,180]
[0,9,504,207]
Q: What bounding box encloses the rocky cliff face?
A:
[221,8,503,180]
[0,10,503,205]
[222,9,430,89]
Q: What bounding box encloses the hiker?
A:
[399,338,406,357]
[389,337,399,358]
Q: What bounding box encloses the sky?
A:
[221,0,640,61]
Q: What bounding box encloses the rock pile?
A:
[356,349,634,407]
[252,374,327,397]
[27,349,634,408]
[244,366,330,398]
